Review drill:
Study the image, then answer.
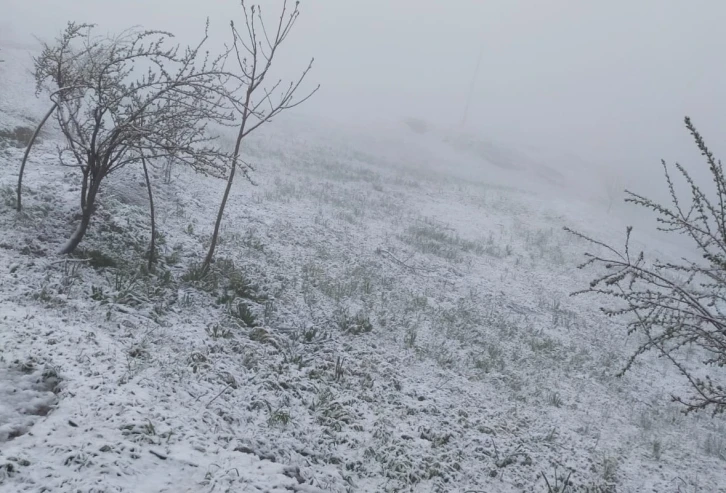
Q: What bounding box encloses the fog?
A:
[2,0,725,199]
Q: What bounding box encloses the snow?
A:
[0,363,58,443]
[1,43,726,493]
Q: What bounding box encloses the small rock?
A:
[149,450,167,460]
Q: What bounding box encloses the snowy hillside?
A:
[1,44,725,493]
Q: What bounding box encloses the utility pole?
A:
[461,41,485,127]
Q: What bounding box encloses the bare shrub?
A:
[567,117,726,415]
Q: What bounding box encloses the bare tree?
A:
[567,117,726,415]
[17,22,97,212]
[202,0,318,270]
[35,22,236,254]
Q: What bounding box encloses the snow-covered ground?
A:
[1,44,725,493]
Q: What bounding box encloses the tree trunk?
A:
[203,76,253,271]
[60,180,99,255]
[141,155,156,271]
[203,155,237,270]
[17,104,57,211]
[60,208,92,255]
[80,168,89,211]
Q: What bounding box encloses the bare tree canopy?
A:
[33,22,237,254]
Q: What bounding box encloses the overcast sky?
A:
[2,0,725,186]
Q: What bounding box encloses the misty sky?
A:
[2,0,725,184]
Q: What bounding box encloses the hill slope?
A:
[1,44,725,493]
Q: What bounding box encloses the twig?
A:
[375,247,434,274]
[205,383,232,408]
